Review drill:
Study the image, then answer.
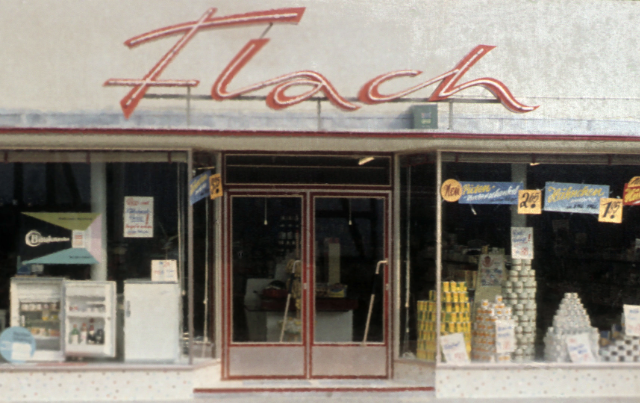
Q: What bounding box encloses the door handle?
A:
[363,259,388,345]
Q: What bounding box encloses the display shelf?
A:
[33,335,60,341]
[66,312,107,318]
[65,343,106,355]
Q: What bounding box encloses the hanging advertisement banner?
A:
[189,170,211,205]
[511,227,534,260]
[124,196,153,238]
[543,182,609,214]
[20,213,102,265]
[458,182,523,205]
[623,183,640,206]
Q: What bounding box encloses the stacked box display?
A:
[472,296,515,362]
[501,258,536,362]
[416,281,471,361]
[543,292,600,362]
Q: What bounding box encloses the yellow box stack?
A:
[416,281,472,361]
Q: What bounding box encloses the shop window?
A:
[436,154,640,365]
[0,152,192,365]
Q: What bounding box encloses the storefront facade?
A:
[2,0,640,400]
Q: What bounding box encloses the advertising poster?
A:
[20,212,102,265]
[458,182,523,205]
[544,182,609,214]
[474,254,506,316]
[124,196,154,238]
[511,227,534,260]
[189,170,211,205]
[623,183,640,206]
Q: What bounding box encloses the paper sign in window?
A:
[518,190,542,214]
[598,198,623,224]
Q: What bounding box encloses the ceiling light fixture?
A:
[358,157,375,165]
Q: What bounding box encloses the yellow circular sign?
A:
[441,179,462,202]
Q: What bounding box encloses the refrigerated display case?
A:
[63,280,116,358]
[123,280,181,362]
[10,277,64,362]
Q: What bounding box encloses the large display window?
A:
[0,151,198,365]
[433,152,640,365]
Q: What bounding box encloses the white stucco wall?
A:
[0,0,639,133]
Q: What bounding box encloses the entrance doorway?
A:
[222,191,390,379]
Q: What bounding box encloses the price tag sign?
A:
[624,305,640,336]
[565,333,595,363]
[495,320,516,354]
[209,174,223,200]
[440,332,469,364]
[511,227,534,260]
[599,198,623,223]
[518,190,542,215]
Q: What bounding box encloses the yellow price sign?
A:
[209,173,223,200]
[441,179,462,202]
[518,190,542,214]
[599,198,623,223]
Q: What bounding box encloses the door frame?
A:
[221,188,392,380]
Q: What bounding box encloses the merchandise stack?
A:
[416,281,472,361]
[501,258,537,362]
[471,296,515,362]
[543,292,600,362]
[599,335,640,362]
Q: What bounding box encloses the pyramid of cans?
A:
[543,292,600,362]
[501,258,536,362]
[471,295,514,363]
[416,281,471,361]
[599,336,640,362]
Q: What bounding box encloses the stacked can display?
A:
[416,281,472,361]
[471,295,515,362]
[543,292,600,362]
[501,258,537,362]
[599,335,640,362]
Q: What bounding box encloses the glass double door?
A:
[225,191,389,379]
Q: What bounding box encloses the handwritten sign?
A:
[495,320,516,354]
[189,170,211,205]
[151,260,178,282]
[124,196,154,238]
[440,332,469,364]
[599,198,623,223]
[441,179,462,202]
[458,182,523,205]
[629,177,640,187]
[544,182,609,214]
[566,333,595,363]
[518,190,542,214]
[623,183,640,206]
[624,305,640,336]
[511,227,534,260]
[209,173,223,200]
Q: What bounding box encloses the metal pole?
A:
[403,166,411,354]
[188,149,194,365]
[202,195,209,357]
[186,87,191,127]
[317,99,322,131]
[448,101,453,131]
[393,155,401,361]
[435,151,443,364]
[214,153,223,359]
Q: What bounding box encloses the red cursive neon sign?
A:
[105,7,538,119]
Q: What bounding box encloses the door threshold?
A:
[195,379,434,394]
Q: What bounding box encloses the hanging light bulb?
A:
[264,198,268,225]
